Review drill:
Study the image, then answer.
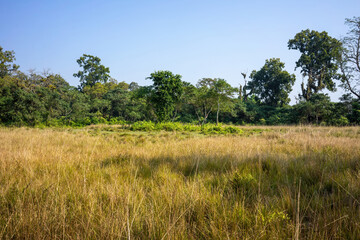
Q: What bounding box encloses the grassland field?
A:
[0,125,360,239]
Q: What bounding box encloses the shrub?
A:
[183,124,201,132]
[223,126,242,134]
[108,117,126,125]
[127,121,243,135]
[130,121,155,131]
[328,116,349,126]
[155,122,184,131]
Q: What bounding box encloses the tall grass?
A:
[0,126,359,239]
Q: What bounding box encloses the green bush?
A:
[130,121,156,131]
[183,124,201,132]
[328,116,349,126]
[127,121,243,135]
[108,117,126,125]
[155,122,184,131]
[223,126,242,134]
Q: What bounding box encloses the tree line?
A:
[1,17,359,126]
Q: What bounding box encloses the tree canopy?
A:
[73,54,110,90]
[288,30,342,100]
[147,70,184,122]
[0,46,19,78]
[247,58,296,107]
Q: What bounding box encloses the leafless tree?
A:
[340,17,360,100]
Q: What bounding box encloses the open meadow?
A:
[0,126,360,239]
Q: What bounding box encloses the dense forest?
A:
[1,17,359,127]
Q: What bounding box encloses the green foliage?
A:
[248,58,295,107]
[147,70,183,122]
[128,121,243,134]
[108,117,127,125]
[0,46,19,78]
[193,78,236,125]
[294,93,334,124]
[288,30,342,100]
[1,32,360,127]
[348,100,360,124]
[259,118,266,125]
[130,121,156,131]
[73,54,110,90]
[1,67,359,127]
[328,115,349,126]
[156,122,184,131]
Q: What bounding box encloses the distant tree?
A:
[213,79,236,125]
[288,30,342,100]
[63,88,90,124]
[73,54,110,90]
[0,46,19,78]
[192,78,217,124]
[294,93,333,124]
[131,85,156,121]
[129,82,140,91]
[0,75,45,125]
[147,70,183,122]
[193,78,236,125]
[175,81,198,122]
[339,16,360,100]
[247,58,296,107]
[37,73,71,121]
[239,72,253,102]
[39,73,70,91]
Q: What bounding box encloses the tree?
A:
[131,85,156,121]
[0,74,46,125]
[340,16,360,100]
[147,70,183,122]
[294,93,333,124]
[129,82,140,91]
[73,54,110,90]
[239,72,253,102]
[192,78,217,124]
[0,46,19,78]
[213,79,236,125]
[193,78,235,125]
[288,30,342,100]
[247,58,296,107]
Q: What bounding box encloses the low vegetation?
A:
[1,126,359,239]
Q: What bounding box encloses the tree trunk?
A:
[172,109,177,122]
[239,85,243,101]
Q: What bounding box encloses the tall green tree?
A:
[193,78,235,125]
[288,30,342,100]
[73,54,110,90]
[340,16,360,100]
[0,46,19,78]
[213,79,236,125]
[247,58,296,107]
[147,70,183,122]
[192,78,217,124]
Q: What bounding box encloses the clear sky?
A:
[1,0,359,103]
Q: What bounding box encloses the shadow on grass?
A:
[100,153,236,178]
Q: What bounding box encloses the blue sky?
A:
[1,0,359,103]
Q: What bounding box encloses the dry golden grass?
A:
[0,126,360,239]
